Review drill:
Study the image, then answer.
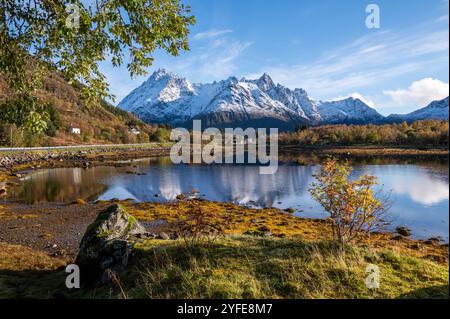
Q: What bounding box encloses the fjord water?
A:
[8,157,449,241]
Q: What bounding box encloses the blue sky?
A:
[100,0,449,115]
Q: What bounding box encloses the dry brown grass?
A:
[0,242,66,272]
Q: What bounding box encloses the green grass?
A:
[0,236,448,299]
[125,236,449,299]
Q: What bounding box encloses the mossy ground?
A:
[129,236,449,299]
[0,236,448,299]
[112,199,448,263]
[0,242,67,298]
[0,199,448,299]
[0,204,38,221]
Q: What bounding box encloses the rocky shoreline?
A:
[0,145,171,170]
[0,145,172,197]
[2,145,448,169]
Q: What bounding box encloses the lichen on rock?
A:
[75,204,146,286]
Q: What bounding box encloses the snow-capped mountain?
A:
[117,69,388,129]
[119,69,310,130]
[313,98,385,124]
[387,97,449,123]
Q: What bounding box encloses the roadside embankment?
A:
[0,143,172,171]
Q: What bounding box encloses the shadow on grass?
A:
[130,237,365,299]
[0,268,104,299]
[397,285,449,299]
[0,268,67,299]
[131,237,449,299]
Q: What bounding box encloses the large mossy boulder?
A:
[75,204,145,286]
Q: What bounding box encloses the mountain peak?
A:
[118,70,447,129]
[386,96,449,122]
[293,88,308,96]
[257,73,275,91]
[429,96,449,109]
[148,68,179,81]
[225,76,239,85]
[156,67,167,74]
[260,72,271,80]
[154,67,168,76]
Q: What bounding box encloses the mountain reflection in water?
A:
[7,156,449,241]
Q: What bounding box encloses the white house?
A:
[70,127,81,135]
[130,127,141,135]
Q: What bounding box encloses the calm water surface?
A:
[7,156,449,241]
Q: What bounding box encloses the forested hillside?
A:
[0,73,158,147]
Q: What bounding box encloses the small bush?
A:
[174,201,231,246]
[309,159,391,244]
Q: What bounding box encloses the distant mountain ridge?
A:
[386,97,449,123]
[118,69,449,130]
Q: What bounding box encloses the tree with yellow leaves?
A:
[309,159,390,244]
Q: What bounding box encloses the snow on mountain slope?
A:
[387,97,449,122]
[314,97,385,124]
[118,69,387,129]
[118,69,198,124]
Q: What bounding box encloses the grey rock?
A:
[75,204,145,286]
[158,232,170,240]
[135,232,158,239]
[396,226,412,237]
[424,237,442,245]
[176,193,186,200]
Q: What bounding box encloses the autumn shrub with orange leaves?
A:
[309,159,391,244]
[174,201,232,247]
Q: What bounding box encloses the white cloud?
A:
[100,32,253,103]
[383,78,449,107]
[193,29,233,41]
[247,24,449,100]
[171,37,253,81]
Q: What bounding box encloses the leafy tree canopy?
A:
[0,0,195,132]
